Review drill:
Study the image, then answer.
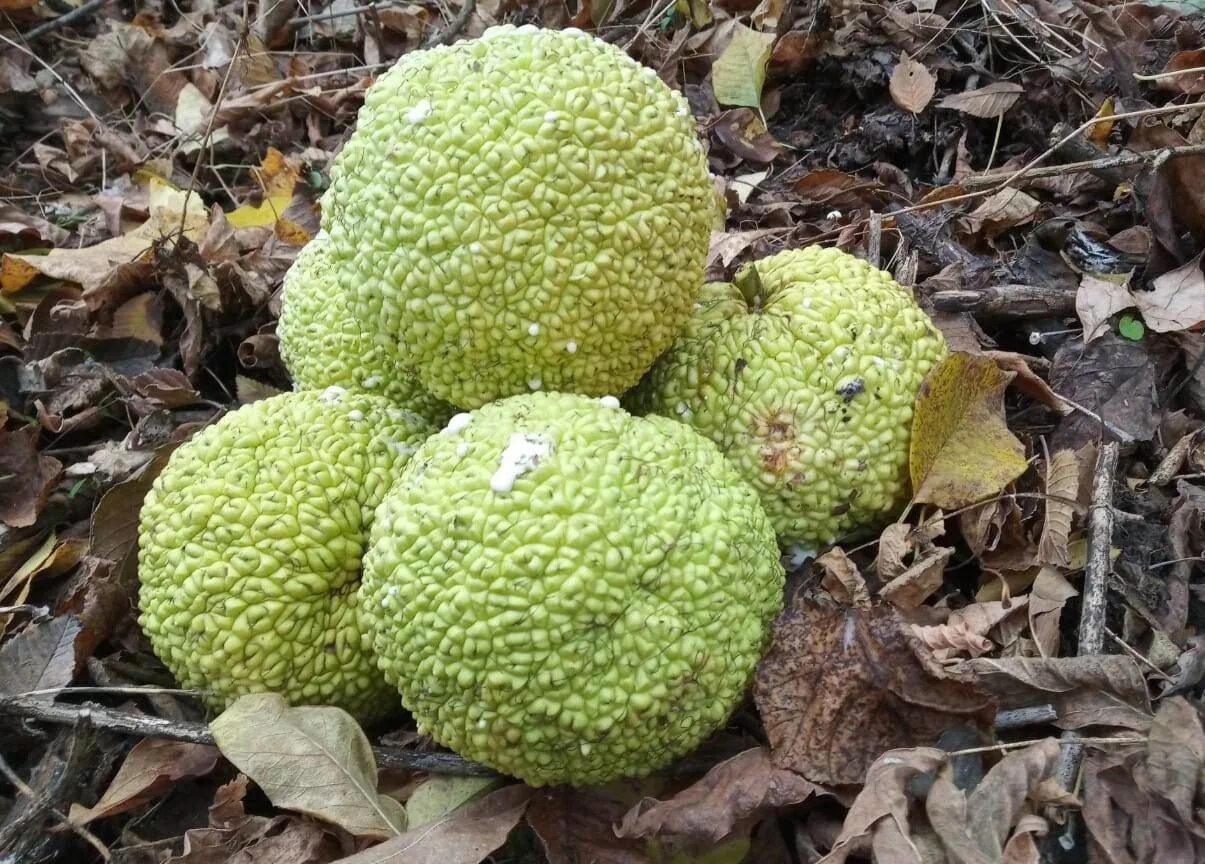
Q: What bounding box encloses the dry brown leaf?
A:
[1027,567,1078,658]
[982,351,1070,416]
[815,748,948,864]
[70,739,220,825]
[1048,331,1159,449]
[889,54,935,114]
[616,747,822,844]
[937,82,1024,118]
[1138,252,1205,333]
[712,108,785,163]
[1076,273,1134,343]
[879,530,955,610]
[1159,48,1205,95]
[754,601,994,785]
[0,425,63,529]
[332,784,532,864]
[927,738,1060,863]
[0,615,81,697]
[1083,697,1205,863]
[910,352,1030,509]
[528,787,649,864]
[1177,332,1205,415]
[962,188,1040,238]
[815,547,871,607]
[910,599,1029,660]
[953,655,1154,731]
[210,693,406,839]
[1037,449,1082,567]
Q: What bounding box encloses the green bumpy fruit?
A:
[277,232,453,424]
[317,24,716,410]
[137,388,435,720]
[359,391,785,786]
[629,246,948,549]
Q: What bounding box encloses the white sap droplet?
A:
[320,386,347,404]
[599,395,620,409]
[405,99,432,124]
[363,375,381,388]
[490,433,553,494]
[348,410,365,422]
[442,412,473,435]
[455,441,470,457]
[469,241,483,254]
[528,322,540,336]
[528,378,542,391]
[565,341,577,354]
[543,111,559,124]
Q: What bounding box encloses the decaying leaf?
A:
[815,547,871,607]
[210,693,406,838]
[0,425,63,528]
[0,615,81,698]
[711,24,777,109]
[910,352,1030,509]
[405,775,503,830]
[1082,697,1205,863]
[1077,273,1135,342]
[754,600,995,785]
[1037,449,1082,567]
[953,655,1154,731]
[910,599,1030,660]
[962,188,1040,238]
[1137,252,1205,333]
[69,739,221,825]
[1049,331,1159,448]
[529,786,650,864]
[617,747,823,844]
[876,521,955,609]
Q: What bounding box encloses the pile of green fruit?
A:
[137,24,947,788]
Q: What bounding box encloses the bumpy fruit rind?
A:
[629,245,948,548]
[319,24,716,409]
[360,391,785,786]
[277,232,453,424]
[137,388,434,720]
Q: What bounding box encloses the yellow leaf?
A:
[225,148,302,231]
[909,352,1029,509]
[712,24,776,110]
[1087,99,1114,147]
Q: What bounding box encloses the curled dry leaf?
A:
[1037,449,1082,567]
[331,784,533,864]
[910,599,1030,660]
[754,600,995,785]
[617,747,823,844]
[815,547,871,607]
[962,188,1040,239]
[1027,567,1078,658]
[210,693,406,839]
[910,352,1030,510]
[926,738,1061,864]
[876,521,954,609]
[69,738,221,825]
[953,655,1154,731]
[1077,273,1135,343]
[815,747,948,864]
[1082,696,1205,864]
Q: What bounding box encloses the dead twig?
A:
[0,695,499,777]
[1055,442,1120,792]
[20,0,109,40]
[958,143,1205,189]
[423,0,476,47]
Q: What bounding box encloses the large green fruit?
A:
[629,246,948,549]
[277,231,453,424]
[359,392,785,786]
[313,24,715,409]
[137,388,434,720]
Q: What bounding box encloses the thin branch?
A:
[423,0,476,47]
[958,143,1205,189]
[20,0,110,40]
[0,695,500,777]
